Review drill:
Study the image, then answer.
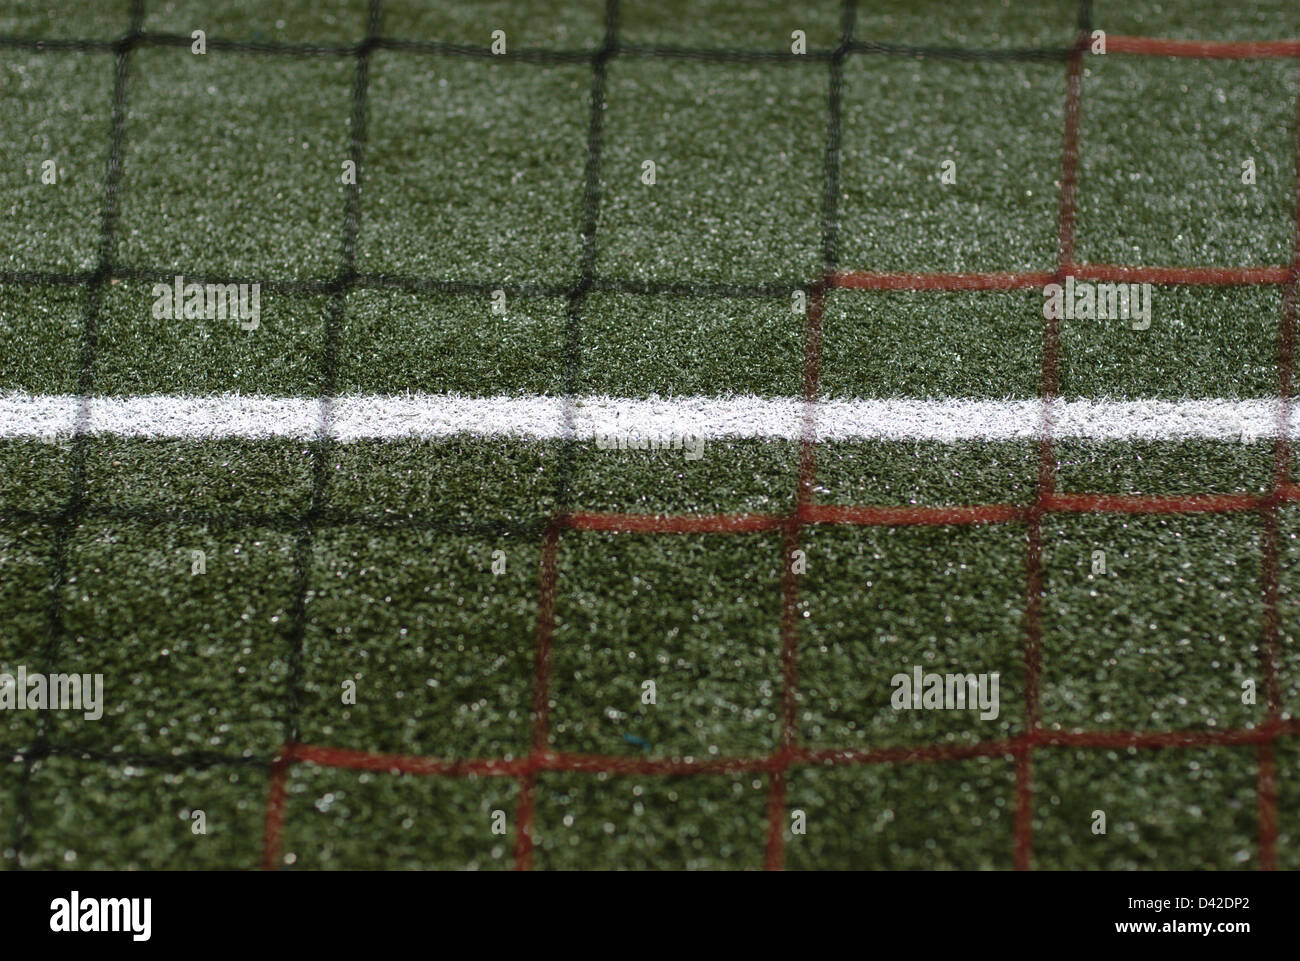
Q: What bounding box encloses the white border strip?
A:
[0,392,1286,443]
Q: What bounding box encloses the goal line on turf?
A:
[0,391,1292,443]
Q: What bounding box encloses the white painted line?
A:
[0,392,1288,443]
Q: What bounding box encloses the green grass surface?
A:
[1059,285,1282,399]
[798,523,1027,749]
[144,0,372,46]
[0,52,116,272]
[597,59,827,283]
[823,290,1042,398]
[2,0,1300,871]
[550,533,784,757]
[13,757,268,870]
[838,59,1064,274]
[785,758,1018,869]
[360,57,592,285]
[300,527,538,758]
[1040,513,1264,732]
[99,282,328,394]
[1077,56,1296,267]
[117,51,355,279]
[1033,747,1259,870]
[280,764,518,869]
[534,772,769,870]
[0,286,85,393]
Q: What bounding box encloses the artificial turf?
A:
[2,0,1300,871]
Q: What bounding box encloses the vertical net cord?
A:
[263,0,382,870]
[764,0,857,871]
[7,0,144,869]
[514,0,621,871]
[1014,4,1088,871]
